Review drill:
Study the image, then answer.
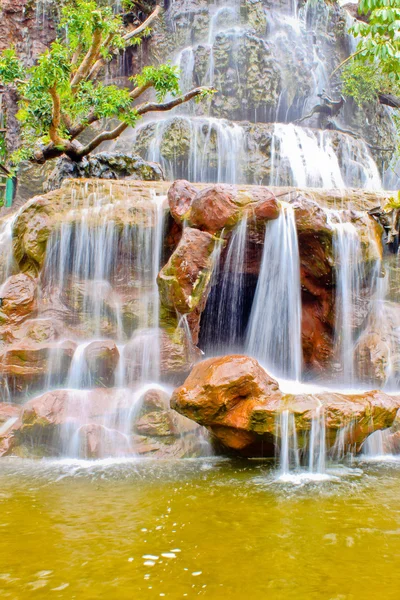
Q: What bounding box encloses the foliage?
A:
[384,189,400,210]
[350,0,400,82]
[342,0,400,104]
[132,64,181,101]
[0,0,209,167]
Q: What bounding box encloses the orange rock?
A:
[171,355,400,456]
[188,185,241,234]
[168,180,198,223]
[0,274,37,324]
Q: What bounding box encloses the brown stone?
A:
[77,423,131,459]
[84,340,120,386]
[171,355,282,451]
[0,273,37,324]
[171,355,400,456]
[251,189,280,221]
[188,185,241,233]
[168,180,198,223]
[158,227,217,314]
[0,340,76,393]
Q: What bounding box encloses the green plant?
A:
[338,0,400,102]
[0,0,214,169]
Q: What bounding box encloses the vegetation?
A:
[0,0,213,169]
[340,0,400,106]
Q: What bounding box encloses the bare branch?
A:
[330,48,365,79]
[123,5,161,42]
[86,6,161,84]
[135,86,211,116]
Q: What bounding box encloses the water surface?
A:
[0,458,399,599]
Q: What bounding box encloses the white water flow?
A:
[33,186,174,457]
[271,124,381,190]
[246,203,302,380]
[278,410,300,476]
[0,217,15,282]
[142,116,245,184]
[331,218,364,385]
[308,405,326,474]
[202,217,248,352]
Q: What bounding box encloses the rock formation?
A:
[171,355,400,456]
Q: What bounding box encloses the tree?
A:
[338,0,400,107]
[0,0,213,169]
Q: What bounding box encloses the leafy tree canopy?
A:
[0,0,213,169]
[341,0,400,106]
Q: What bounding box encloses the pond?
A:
[0,457,399,599]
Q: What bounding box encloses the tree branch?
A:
[330,48,365,79]
[68,83,153,140]
[75,86,210,158]
[123,5,161,42]
[86,6,161,84]
[48,85,64,145]
[71,28,103,91]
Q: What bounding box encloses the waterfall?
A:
[278,410,300,476]
[271,124,381,190]
[308,405,326,474]
[139,116,245,184]
[246,203,302,380]
[201,217,248,353]
[0,217,15,282]
[332,219,364,385]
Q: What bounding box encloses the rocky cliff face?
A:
[126,0,398,186]
[0,0,58,153]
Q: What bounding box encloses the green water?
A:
[0,457,400,599]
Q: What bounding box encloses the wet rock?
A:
[0,274,37,324]
[168,179,198,223]
[135,387,197,437]
[11,179,170,275]
[354,302,400,387]
[77,423,131,459]
[124,327,200,381]
[45,153,164,192]
[158,227,217,314]
[0,340,76,394]
[188,185,242,233]
[171,355,400,455]
[0,404,20,428]
[84,341,120,386]
[0,387,204,459]
[171,355,282,451]
[252,191,280,221]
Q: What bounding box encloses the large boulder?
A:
[187,185,243,233]
[168,179,198,223]
[171,355,282,451]
[171,355,400,455]
[158,227,217,314]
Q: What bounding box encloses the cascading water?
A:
[135,116,245,184]
[2,0,400,473]
[246,203,302,380]
[271,124,381,190]
[200,217,248,353]
[332,219,364,385]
